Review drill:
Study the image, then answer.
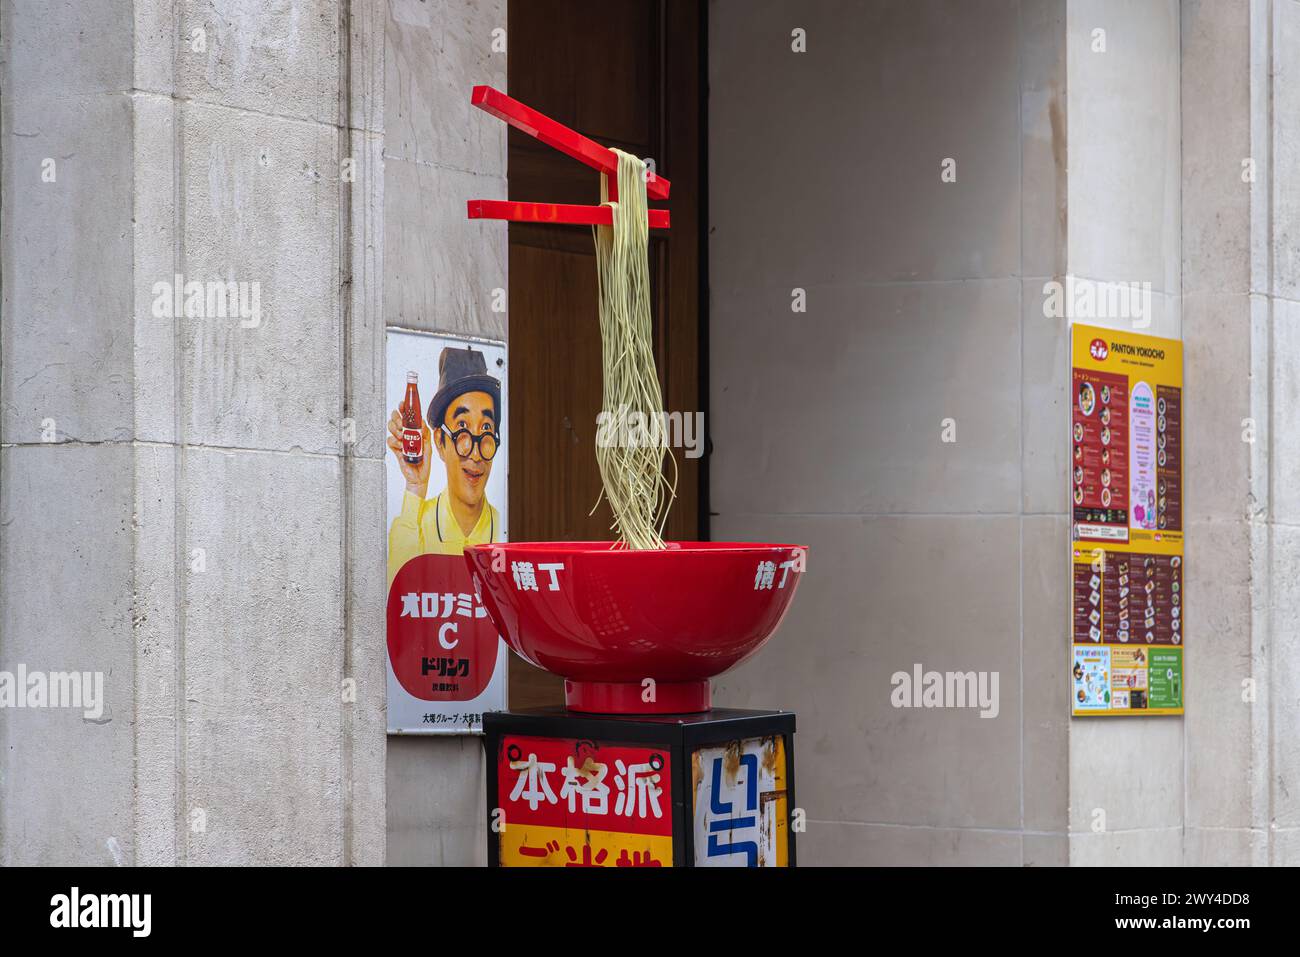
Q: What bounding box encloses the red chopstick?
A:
[466,85,671,230]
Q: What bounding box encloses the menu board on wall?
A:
[1069,324,1184,717]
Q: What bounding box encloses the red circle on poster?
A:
[1089,338,1109,361]
[386,554,500,701]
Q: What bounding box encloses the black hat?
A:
[427,346,501,428]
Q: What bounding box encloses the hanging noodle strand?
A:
[591,149,678,549]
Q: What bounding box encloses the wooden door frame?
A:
[503,0,710,709]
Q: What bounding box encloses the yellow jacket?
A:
[387,490,501,587]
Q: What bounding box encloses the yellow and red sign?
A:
[496,735,672,867]
[1070,324,1184,716]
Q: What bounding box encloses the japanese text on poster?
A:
[385,330,509,733]
[1070,324,1184,717]
[495,735,672,867]
[691,736,790,867]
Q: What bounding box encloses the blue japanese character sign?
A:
[691,736,790,867]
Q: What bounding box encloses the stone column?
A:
[0,0,386,866]
[1181,0,1300,866]
[381,0,508,868]
[1063,0,1184,866]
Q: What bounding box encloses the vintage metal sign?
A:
[385,330,509,733]
[691,736,790,866]
[485,709,796,867]
[495,735,673,867]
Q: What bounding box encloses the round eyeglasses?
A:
[441,424,500,461]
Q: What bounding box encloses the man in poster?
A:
[386,345,503,585]
[384,344,505,713]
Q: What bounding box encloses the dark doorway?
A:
[506,0,704,708]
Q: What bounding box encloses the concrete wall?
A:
[1181,0,1300,866]
[0,0,386,865]
[0,0,502,868]
[1060,0,1300,869]
[1064,0,1183,866]
[382,0,506,867]
[708,0,1070,865]
[709,0,1300,868]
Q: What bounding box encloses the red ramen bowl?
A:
[465,541,806,714]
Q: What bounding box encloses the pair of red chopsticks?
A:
[465,85,671,230]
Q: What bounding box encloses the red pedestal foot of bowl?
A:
[564,678,712,715]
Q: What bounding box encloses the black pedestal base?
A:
[483,707,797,867]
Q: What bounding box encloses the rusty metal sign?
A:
[691,736,790,867]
